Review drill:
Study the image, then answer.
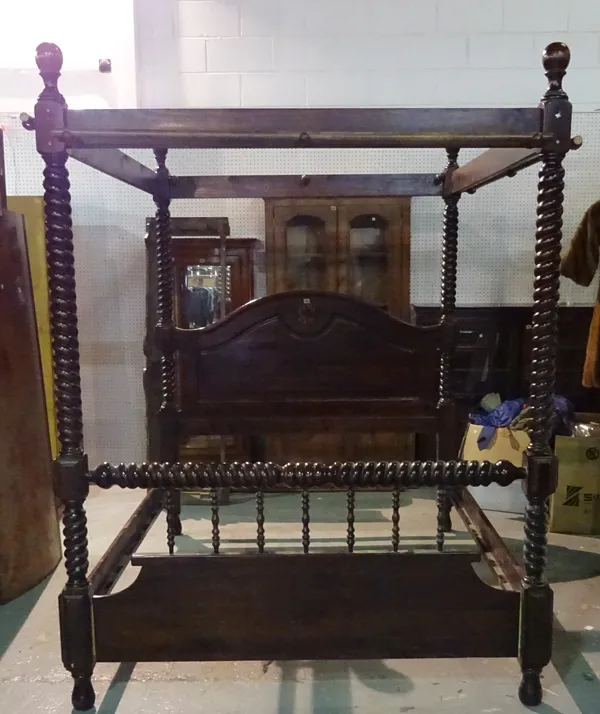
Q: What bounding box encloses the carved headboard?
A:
[174,291,448,435]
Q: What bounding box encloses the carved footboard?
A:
[93,552,519,663]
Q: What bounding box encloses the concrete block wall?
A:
[177,0,600,109]
[0,0,137,110]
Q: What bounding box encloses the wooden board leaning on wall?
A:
[7,196,58,459]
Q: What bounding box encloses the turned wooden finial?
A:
[153,149,170,202]
[35,43,64,100]
[542,42,570,98]
[154,148,168,174]
[36,42,63,74]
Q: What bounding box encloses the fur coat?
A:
[560,201,600,389]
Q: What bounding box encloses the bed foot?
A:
[518,669,542,706]
[72,675,95,711]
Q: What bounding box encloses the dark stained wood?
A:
[64,107,545,135]
[172,237,257,260]
[68,148,156,193]
[176,292,446,433]
[210,490,220,554]
[152,149,183,545]
[0,210,61,603]
[90,459,525,492]
[32,41,576,710]
[519,585,554,691]
[165,491,177,554]
[35,44,97,709]
[301,491,310,554]
[89,490,163,596]
[256,491,265,553]
[181,404,439,437]
[144,221,161,462]
[145,217,259,464]
[452,488,523,592]
[93,553,520,662]
[445,147,541,196]
[61,107,545,149]
[58,129,551,150]
[391,490,400,552]
[169,216,230,237]
[346,489,356,553]
[170,174,441,199]
[436,148,461,550]
[0,129,6,210]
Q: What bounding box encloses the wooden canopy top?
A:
[25,41,578,199]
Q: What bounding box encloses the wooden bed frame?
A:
[26,41,578,711]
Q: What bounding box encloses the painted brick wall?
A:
[0,0,137,110]
[177,0,600,110]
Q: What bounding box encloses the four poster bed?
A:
[25,41,578,711]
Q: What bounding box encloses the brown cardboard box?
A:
[463,424,529,514]
[550,414,600,535]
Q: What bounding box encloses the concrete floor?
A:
[1,487,600,714]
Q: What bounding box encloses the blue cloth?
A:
[552,395,575,436]
[476,425,496,449]
[470,398,525,428]
[470,398,524,449]
[469,396,574,450]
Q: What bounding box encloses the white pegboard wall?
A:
[3,112,599,464]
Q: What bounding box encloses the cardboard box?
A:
[463,424,528,514]
[550,414,600,535]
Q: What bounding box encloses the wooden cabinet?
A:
[265,197,411,318]
[265,197,412,462]
[145,218,260,463]
[415,306,524,400]
[414,305,600,411]
[172,236,260,463]
[413,304,600,458]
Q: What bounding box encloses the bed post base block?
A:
[518,584,554,706]
[59,588,96,710]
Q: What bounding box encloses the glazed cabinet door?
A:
[337,198,412,460]
[267,202,338,293]
[337,198,410,319]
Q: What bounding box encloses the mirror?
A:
[181,264,232,328]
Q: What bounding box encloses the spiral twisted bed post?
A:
[153,149,183,543]
[518,42,572,708]
[436,147,460,551]
[32,43,95,711]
